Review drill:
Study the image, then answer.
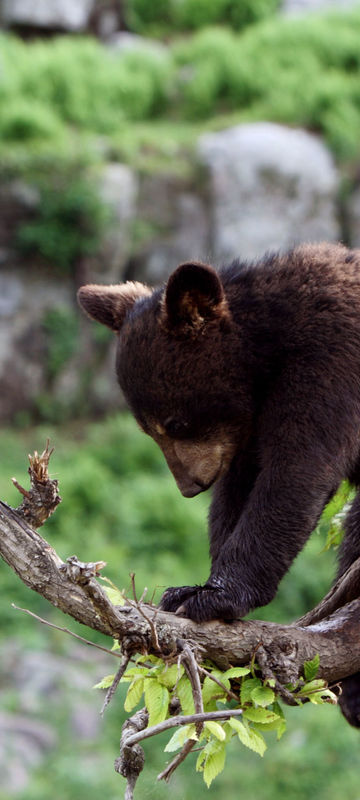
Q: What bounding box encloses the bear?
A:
[78,241,360,724]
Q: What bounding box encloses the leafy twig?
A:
[158,642,204,782]
[157,739,196,783]
[198,665,239,702]
[124,708,244,748]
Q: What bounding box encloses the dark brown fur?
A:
[78,242,360,727]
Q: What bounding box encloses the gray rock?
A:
[97,163,138,282]
[282,0,360,14]
[0,274,23,317]
[129,173,209,284]
[9,180,40,210]
[2,0,95,30]
[197,122,340,264]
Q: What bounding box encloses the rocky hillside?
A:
[1,0,360,423]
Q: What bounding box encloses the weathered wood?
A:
[1,497,360,685]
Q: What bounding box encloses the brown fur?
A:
[78,245,360,727]
[77,282,152,332]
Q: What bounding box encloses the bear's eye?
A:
[164,417,190,439]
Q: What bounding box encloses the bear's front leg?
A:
[160,453,337,622]
[160,579,253,621]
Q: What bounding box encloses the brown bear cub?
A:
[78,241,360,725]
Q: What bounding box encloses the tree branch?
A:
[2,444,360,686]
[1,488,360,685]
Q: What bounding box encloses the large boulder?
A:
[1,0,95,31]
[197,122,340,264]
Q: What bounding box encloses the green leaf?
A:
[102,585,125,605]
[120,666,148,683]
[308,689,338,705]
[165,724,197,752]
[93,674,115,690]
[296,679,326,696]
[251,686,275,707]
[124,677,144,712]
[136,654,162,665]
[144,678,169,727]
[111,640,121,651]
[202,674,228,707]
[176,674,195,714]
[240,677,262,705]
[196,751,206,773]
[158,663,184,689]
[304,654,320,681]
[276,718,287,740]
[222,667,250,679]
[204,721,226,741]
[229,718,267,756]
[222,721,235,743]
[272,702,287,740]
[201,740,226,787]
[243,707,280,724]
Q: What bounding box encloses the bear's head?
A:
[78,262,251,497]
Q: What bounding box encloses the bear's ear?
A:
[77,282,152,332]
[160,261,229,333]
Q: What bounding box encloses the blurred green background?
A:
[1,0,360,798]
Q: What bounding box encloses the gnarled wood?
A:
[1,495,360,686]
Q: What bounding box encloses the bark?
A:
[4,444,360,799]
[1,487,360,686]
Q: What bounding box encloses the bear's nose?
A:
[179,480,208,498]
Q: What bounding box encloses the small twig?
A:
[12,604,124,659]
[124,708,244,748]
[180,643,204,730]
[139,587,148,604]
[126,596,161,653]
[198,665,239,702]
[101,652,130,715]
[130,572,138,603]
[11,478,31,498]
[157,739,195,783]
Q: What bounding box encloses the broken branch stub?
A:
[12,440,61,528]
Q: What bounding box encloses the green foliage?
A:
[3,10,360,164]
[98,648,335,789]
[42,307,79,380]
[173,10,360,158]
[0,34,172,139]
[0,99,63,143]
[125,0,280,35]
[304,653,320,681]
[17,177,108,272]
